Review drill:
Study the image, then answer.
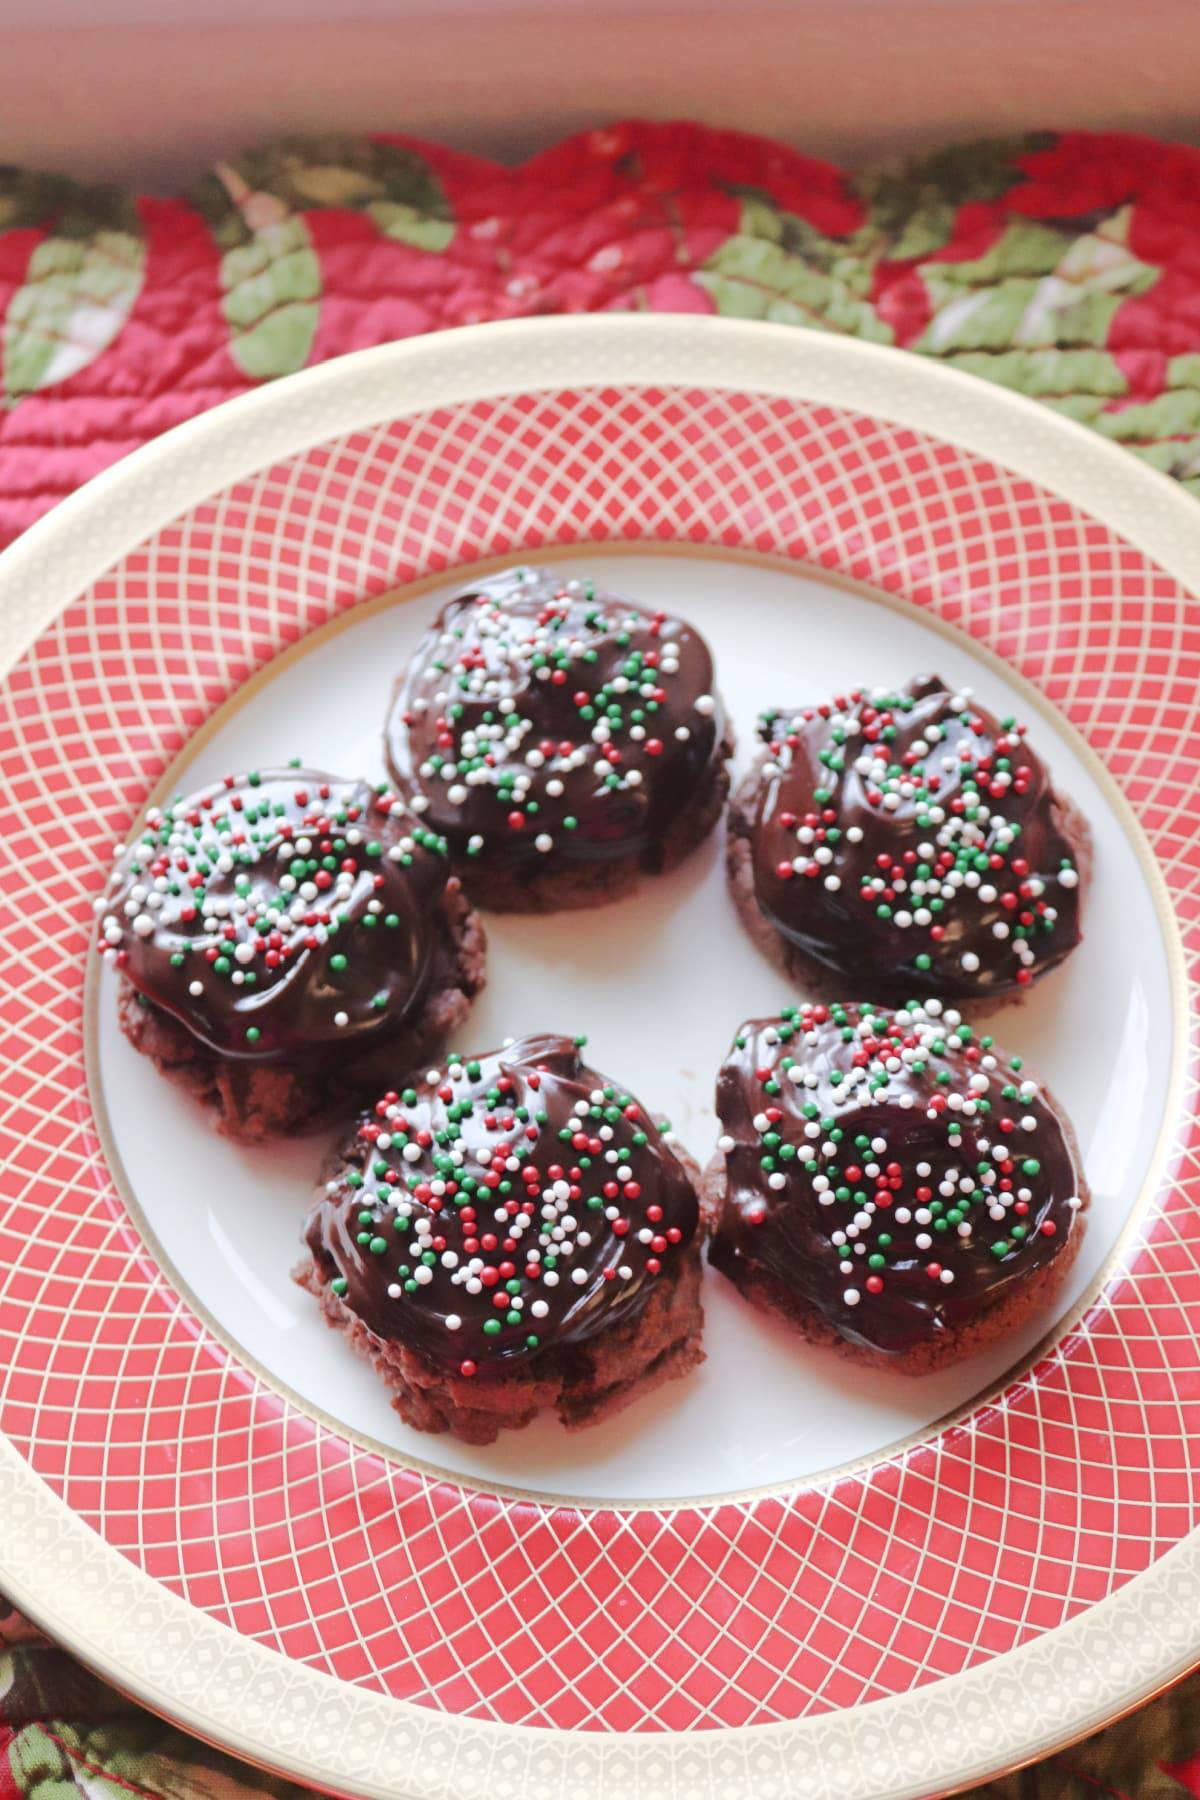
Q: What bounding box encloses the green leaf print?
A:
[1098,389,1200,440]
[194,162,321,380]
[697,195,890,339]
[5,229,146,402]
[9,1717,302,1800]
[936,345,1128,400]
[366,200,455,252]
[196,136,454,240]
[0,176,145,405]
[859,133,1056,260]
[8,1723,84,1800]
[915,207,1158,357]
[1168,353,1200,390]
[269,150,455,249]
[191,137,455,379]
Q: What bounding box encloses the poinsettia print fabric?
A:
[3,115,1200,1799]
[0,122,1199,553]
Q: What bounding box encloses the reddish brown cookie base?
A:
[439,725,735,915]
[700,1147,1090,1376]
[297,1152,707,1444]
[726,761,1093,1008]
[116,880,487,1144]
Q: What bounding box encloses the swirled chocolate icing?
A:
[384,566,724,874]
[709,1001,1086,1359]
[305,1034,700,1375]
[99,769,452,1061]
[745,675,1084,999]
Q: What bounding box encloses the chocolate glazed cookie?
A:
[100,768,486,1141]
[705,1001,1089,1373]
[299,1033,705,1441]
[728,676,1088,1002]
[384,566,733,911]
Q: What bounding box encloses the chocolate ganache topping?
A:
[99,769,452,1060]
[384,566,724,872]
[709,1001,1086,1358]
[747,675,1083,998]
[306,1034,700,1375]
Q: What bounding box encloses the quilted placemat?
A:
[1,121,1198,555]
[3,118,1200,1799]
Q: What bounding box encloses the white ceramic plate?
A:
[94,549,1168,1501]
[0,317,1198,1800]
